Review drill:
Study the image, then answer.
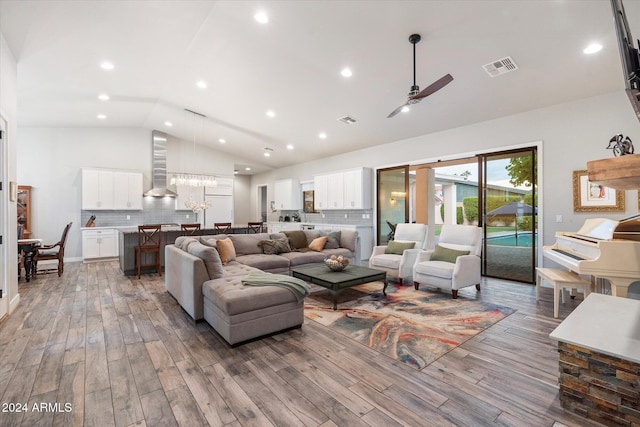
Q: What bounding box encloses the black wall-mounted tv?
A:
[611,0,640,123]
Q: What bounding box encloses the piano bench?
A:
[535,267,591,318]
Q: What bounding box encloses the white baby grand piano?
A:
[543,216,640,298]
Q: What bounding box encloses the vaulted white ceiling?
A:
[1,0,638,174]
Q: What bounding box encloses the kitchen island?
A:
[549,293,640,425]
[117,224,251,276]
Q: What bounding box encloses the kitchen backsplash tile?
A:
[82,197,197,227]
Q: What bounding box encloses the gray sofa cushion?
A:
[322,248,354,259]
[235,254,290,271]
[175,236,199,251]
[229,233,272,255]
[187,241,224,279]
[320,230,341,249]
[199,234,228,247]
[340,229,358,252]
[203,276,298,316]
[279,250,326,266]
[303,230,321,244]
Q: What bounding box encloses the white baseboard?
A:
[9,293,20,314]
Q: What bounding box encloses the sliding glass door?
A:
[479,148,537,283]
[376,165,409,245]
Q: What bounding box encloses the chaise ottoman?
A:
[202,275,304,345]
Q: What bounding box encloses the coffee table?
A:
[291,264,386,310]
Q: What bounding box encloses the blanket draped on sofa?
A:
[242,272,311,302]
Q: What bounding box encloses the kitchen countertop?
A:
[268,222,373,228]
[549,293,640,364]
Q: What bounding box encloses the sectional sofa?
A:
[164,229,359,345]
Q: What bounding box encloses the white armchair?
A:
[369,223,428,286]
[413,224,482,299]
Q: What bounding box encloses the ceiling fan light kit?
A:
[388,33,453,118]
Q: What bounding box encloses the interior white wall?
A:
[1,33,19,314]
[251,90,640,250]
[233,175,252,225]
[16,128,244,259]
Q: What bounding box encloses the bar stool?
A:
[247,222,264,233]
[135,225,162,279]
[213,222,232,234]
[181,223,201,236]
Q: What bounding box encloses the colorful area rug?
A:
[304,282,516,370]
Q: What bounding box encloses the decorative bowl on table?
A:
[325,255,349,271]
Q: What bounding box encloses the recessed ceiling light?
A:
[263,147,273,157]
[97,114,107,119]
[245,167,251,171]
[254,11,269,24]
[286,144,294,150]
[218,138,226,144]
[164,121,173,127]
[196,81,208,89]
[401,106,410,113]
[583,43,603,54]
[98,94,110,101]
[100,61,114,70]
[318,132,327,139]
[266,110,276,118]
[341,68,353,78]
[234,170,239,174]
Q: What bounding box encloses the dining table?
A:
[18,238,41,282]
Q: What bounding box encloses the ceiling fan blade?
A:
[410,73,453,100]
[387,102,409,118]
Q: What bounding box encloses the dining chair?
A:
[213,222,232,234]
[247,222,264,233]
[34,221,73,277]
[181,223,202,236]
[135,224,162,279]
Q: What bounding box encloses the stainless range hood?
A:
[143,130,178,197]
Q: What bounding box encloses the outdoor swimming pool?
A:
[486,232,537,247]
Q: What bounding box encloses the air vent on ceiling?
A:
[337,116,357,124]
[482,56,519,77]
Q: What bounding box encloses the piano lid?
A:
[614,213,640,235]
[574,218,620,240]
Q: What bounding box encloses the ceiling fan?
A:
[387,34,453,118]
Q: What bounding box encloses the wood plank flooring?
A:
[0,261,605,427]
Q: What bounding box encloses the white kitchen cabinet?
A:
[82,228,118,260]
[343,168,372,209]
[82,168,114,210]
[326,173,344,209]
[113,171,143,210]
[274,179,300,210]
[82,168,143,210]
[313,168,372,210]
[313,174,328,210]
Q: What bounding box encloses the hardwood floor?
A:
[0,261,605,427]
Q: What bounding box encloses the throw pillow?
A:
[260,237,292,255]
[384,240,416,255]
[187,242,224,279]
[308,236,328,251]
[216,237,236,265]
[430,245,470,263]
[284,230,308,250]
[321,230,341,249]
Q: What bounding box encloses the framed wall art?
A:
[573,170,625,212]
